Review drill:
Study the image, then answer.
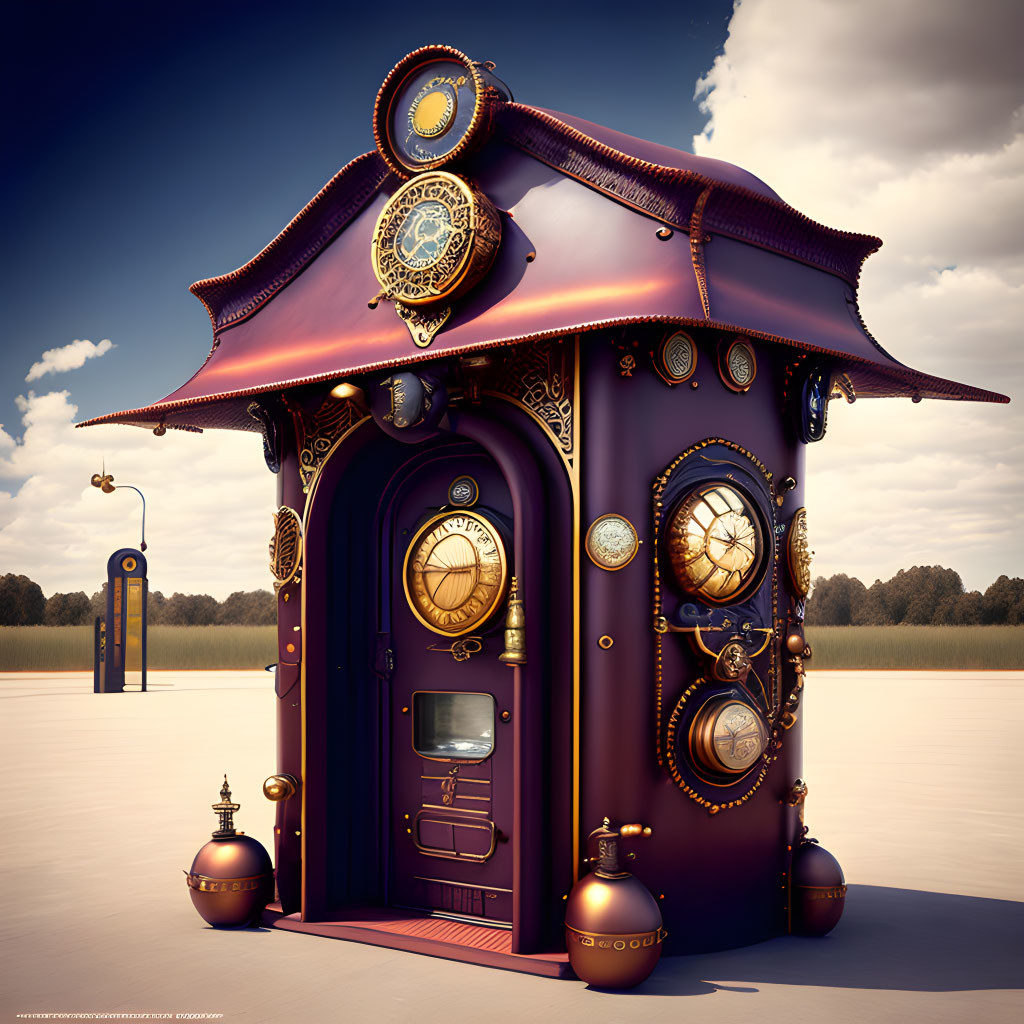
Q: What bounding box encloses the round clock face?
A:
[667,483,767,603]
[404,511,509,636]
[585,514,639,570]
[690,699,767,774]
[719,338,757,391]
[371,171,501,307]
[373,46,501,176]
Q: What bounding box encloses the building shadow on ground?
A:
[631,885,1024,996]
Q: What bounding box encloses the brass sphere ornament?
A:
[564,819,665,988]
[185,775,274,928]
[790,841,846,937]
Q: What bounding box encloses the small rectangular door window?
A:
[413,691,495,761]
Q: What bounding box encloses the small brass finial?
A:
[211,774,241,838]
[498,577,526,666]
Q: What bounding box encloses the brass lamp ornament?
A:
[498,576,526,666]
[185,775,273,928]
[564,818,665,988]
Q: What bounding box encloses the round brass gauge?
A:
[371,171,501,308]
[448,475,479,507]
[667,483,767,603]
[404,510,509,636]
[373,45,505,177]
[690,699,767,774]
[121,556,137,572]
[655,330,697,385]
[718,337,757,392]
[585,514,639,570]
[788,507,813,598]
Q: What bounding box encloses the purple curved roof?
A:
[531,107,782,202]
[79,95,1007,433]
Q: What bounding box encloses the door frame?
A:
[300,403,574,953]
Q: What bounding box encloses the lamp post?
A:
[90,468,147,551]
[89,466,149,692]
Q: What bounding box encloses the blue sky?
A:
[1,0,1020,598]
[0,0,734,433]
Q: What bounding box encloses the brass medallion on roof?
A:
[373,45,507,177]
[370,170,501,310]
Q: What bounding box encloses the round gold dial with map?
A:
[667,483,766,604]
[404,511,509,636]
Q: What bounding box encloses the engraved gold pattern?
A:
[585,514,639,571]
[787,507,813,598]
[286,395,361,491]
[395,301,452,348]
[270,507,302,589]
[371,171,500,307]
[487,338,573,459]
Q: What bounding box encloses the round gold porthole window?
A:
[689,699,767,775]
[121,556,137,572]
[667,483,766,604]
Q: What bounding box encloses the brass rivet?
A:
[402,706,410,714]
[598,635,614,649]
[294,830,301,836]
[283,593,290,603]
[407,828,412,834]
[286,643,295,653]
[293,625,300,632]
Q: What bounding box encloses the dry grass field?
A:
[0,624,278,670]
[0,624,1021,671]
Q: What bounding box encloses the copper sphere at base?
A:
[564,872,665,988]
[791,841,846,937]
[186,834,274,928]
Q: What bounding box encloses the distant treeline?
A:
[806,567,1024,626]
[3,566,1022,628]
[0,573,276,626]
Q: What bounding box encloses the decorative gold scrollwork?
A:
[270,507,302,589]
[284,395,362,491]
[427,637,483,662]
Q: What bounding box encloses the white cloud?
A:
[694,0,1024,592]
[25,338,115,382]
[0,389,275,599]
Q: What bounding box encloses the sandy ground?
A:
[1,669,1022,1024]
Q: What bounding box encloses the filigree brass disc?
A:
[667,483,766,603]
[719,337,757,392]
[270,507,302,589]
[585,514,639,570]
[371,171,501,308]
[787,507,813,597]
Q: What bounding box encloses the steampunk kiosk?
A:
[83,46,1007,979]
